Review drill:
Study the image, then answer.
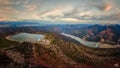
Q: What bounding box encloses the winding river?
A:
[61,33,99,48]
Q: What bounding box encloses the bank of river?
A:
[61,33,120,48]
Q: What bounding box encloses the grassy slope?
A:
[0,38,18,49]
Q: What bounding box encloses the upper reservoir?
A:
[9,33,45,43]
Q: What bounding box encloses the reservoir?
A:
[9,33,45,43]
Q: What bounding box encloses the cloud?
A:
[40,9,64,18]
[31,4,120,24]
[0,7,20,15]
[26,5,37,11]
[37,7,72,22]
[87,0,114,12]
[0,0,120,24]
[104,4,112,11]
[59,18,84,22]
[95,4,112,11]
[0,15,8,21]
[0,0,11,5]
[0,0,29,5]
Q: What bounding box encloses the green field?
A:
[0,37,18,49]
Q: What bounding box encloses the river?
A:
[61,33,99,48]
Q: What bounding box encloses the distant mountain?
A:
[50,24,120,45]
[84,25,120,44]
[0,21,47,27]
[0,22,119,44]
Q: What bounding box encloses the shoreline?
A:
[61,33,120,48]
[5,33,51,45]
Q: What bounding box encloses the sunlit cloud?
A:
[60,18,84,22]
[104,4,112,11]
[0,15,8,21]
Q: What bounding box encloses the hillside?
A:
[0,33,120,68]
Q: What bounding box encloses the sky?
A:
[0,0,120,24]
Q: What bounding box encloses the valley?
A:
[0,23,120,68]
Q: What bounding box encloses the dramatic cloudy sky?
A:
[0,0,120,24]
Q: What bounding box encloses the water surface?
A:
[61,33,98,48]
[10,33,45,42]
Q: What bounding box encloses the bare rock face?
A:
[97,28,114,41]
[85,26,119,45]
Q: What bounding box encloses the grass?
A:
[0,37,18,49]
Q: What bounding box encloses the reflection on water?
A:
[61,33,99,48]
[10,33,45,42]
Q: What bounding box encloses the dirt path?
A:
[32,43,38,64]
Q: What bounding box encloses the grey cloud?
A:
[0,0,120,24]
